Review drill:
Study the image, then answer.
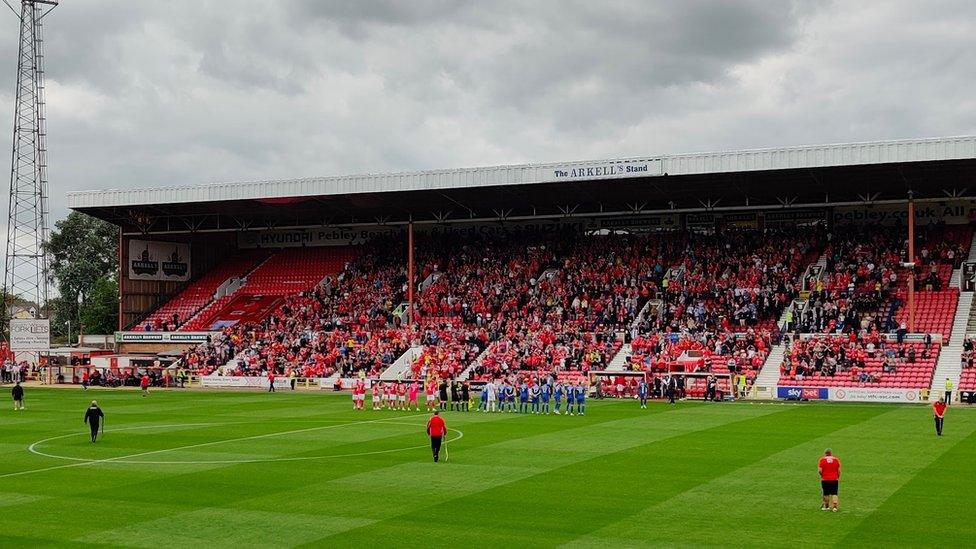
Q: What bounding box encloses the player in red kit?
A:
[933,398,947,436]
[425,379,437,411]
[353,379,365,410]
[397,382,407,410]
[371,381,381,411]
[140,374,151,397]
[426,411,447,462]
[818,448,841,512]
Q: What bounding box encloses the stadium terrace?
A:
[64,135,976,404]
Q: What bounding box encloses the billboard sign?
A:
[828,387,920,403]
[115,331,213,344]
[9,318,50,351]
[128,239,191,282]
[777,386,828,400]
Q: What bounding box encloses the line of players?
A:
[478,377,588,415]
[347,376,589,415]
[349,378,460,412]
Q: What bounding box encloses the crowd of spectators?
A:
[779,332,936,385]
[164,221,970,386]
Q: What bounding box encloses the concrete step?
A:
[605,344,632,372]
[749,343,786,399]
[379,345,423,381]
[459,346,492,380]
[929,291,973,398]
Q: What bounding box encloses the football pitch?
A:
[1,388,975,548]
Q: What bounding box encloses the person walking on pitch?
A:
[12,381,24,411]
[140,374,151,397]
[426,411,447,462]
[84,400,104,443]
[638,378,649,409]
[933,398,947,436]
[818,448,841,512]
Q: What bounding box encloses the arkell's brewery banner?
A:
[549,158,663,180]
[128,239,191,282]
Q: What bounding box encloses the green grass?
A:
[1,388,975,548]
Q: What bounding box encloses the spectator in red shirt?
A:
[818,448,841,512]
[933,398,947,436]
[426,411,447,462]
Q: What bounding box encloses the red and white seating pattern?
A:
[777,335,939,389]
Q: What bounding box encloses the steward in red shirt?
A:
[933,399,947,436]
[426,411,447,462]
[818,448,841,512]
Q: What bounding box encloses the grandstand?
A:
[67,136,976,402]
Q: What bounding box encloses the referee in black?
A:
[84,400,104,443]
[438,379,449,411]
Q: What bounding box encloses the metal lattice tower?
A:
[2,0,57,324]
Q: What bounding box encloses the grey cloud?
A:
[0,0,975,274]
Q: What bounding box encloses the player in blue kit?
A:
[540,381,551,414]
[638,378,649,409]
[530,383,541,413]
[479,384,489,411]
[575,382,586,415]
[505,382,516,412]
[553,381,563,414]
[518,382,529,414]
[498,382,507,413]
[565,381,576,415]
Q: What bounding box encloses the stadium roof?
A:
[69,135,976,233]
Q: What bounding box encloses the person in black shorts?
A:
[818,448,841,511]
[438,379,449,411]
[449,381,460,411]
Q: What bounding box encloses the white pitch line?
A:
[6,413,432,477]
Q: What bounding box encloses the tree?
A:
[46,212,119,335]
[80,278,118,335]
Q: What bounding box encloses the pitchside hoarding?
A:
[777,386,922,403]
[777,387,828,400]
[200,375,292,390]
[827,387,921,403]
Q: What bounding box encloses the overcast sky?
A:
[1,0,976,229]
